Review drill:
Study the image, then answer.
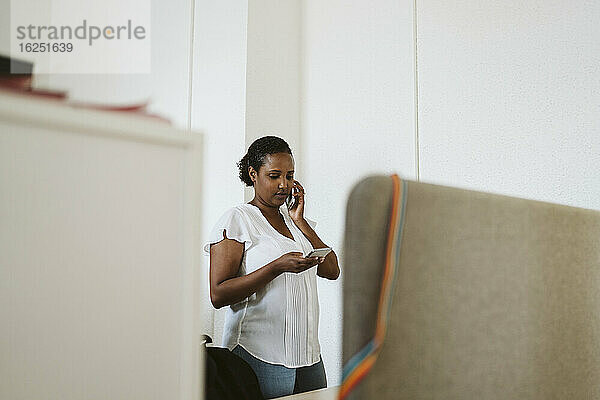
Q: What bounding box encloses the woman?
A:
[204,136,340,399]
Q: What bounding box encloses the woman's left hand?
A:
[288,180,306,222]
[287,180,340,280]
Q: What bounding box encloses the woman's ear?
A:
[248,166,257,183]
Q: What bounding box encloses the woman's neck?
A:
[249,197,280,218]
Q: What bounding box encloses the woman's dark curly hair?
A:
[237,136,293,187]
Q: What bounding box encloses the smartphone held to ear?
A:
[286,186,297,209]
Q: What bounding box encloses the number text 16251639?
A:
[19,42,73,52]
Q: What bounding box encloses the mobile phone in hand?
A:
[286,186,297,209]
[305,247,332,258]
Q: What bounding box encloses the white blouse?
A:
[204,203,321,368]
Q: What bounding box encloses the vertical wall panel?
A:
[245,0,303,201]
[417,0,600,210]
[245,0,302,160]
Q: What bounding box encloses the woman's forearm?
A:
[294,219,340,280]
[317,252,340,280]
[211,261,281,309]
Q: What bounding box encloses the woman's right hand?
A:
[275,252,320,274]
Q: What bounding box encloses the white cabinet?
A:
[0,91,204,400]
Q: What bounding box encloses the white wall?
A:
[300,0,600,386]
[302,0,417,385]
[417,0,600,211]
[191,0,248,342]
[0,0,9,53]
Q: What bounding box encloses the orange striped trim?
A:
[339,175,407,399]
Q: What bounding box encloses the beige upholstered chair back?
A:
[341,176,600,399]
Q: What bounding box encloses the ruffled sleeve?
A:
[203,208,253,254]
